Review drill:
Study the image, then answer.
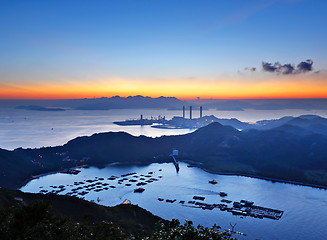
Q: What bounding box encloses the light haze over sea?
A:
[1,106,327,150]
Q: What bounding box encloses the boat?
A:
[134,187,145,193]
[209,179,218,184]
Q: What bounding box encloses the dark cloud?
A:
[261,59,314,75]
[297,59,313,73]
[245,67,256,72]
[279,63,294,75]
[262,62,278,72]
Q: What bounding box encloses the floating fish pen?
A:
[249,205,284,220]
[136,182,147,186]
[134,187,145,193]
[157,197,284,220]
[107,176,117,180]
[219,192,227,197]
[193,196,205,201]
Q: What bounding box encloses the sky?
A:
[0,0,327,99]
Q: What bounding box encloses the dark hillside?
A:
[0,187,162,236]
[1,120,327,188]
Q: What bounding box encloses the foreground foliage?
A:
[147,218,235,240]
[0,201,132,240]
[0,201,236,240]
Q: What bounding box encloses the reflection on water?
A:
[21,162,327,240]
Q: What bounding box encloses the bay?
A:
[20,162,327,240]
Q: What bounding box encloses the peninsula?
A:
[1,115,327,190]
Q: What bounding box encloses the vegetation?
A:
[0,188,161,237]
[0,189,235,240]
[0,201,136,240]
[146,218,235,240]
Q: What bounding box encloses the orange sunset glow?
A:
[1,76,327,99]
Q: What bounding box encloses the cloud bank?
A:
[261,59,313,75]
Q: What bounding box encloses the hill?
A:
[1,119,327,189]
[0,188,233,240]
[0,187,162,238]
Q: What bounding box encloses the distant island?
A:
[114,106,327,136]
[1,114,327,190]
[15,105,67,111]
[2,95,327,111]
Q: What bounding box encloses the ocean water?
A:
[21,162,327,240]
[1,107,327,150]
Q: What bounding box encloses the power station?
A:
[182,105,203,119]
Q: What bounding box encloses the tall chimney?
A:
[200,106,203,118]
[190,106,192,119]
[183,106,185,118]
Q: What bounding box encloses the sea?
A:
[1,106,327,150]
[2,106,327,239]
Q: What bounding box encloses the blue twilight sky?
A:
[0,0,327,98]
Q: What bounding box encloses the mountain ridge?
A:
[1,117,327,189]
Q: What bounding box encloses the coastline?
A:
[182,161,327,190]
[19,160,327,191]
[18,161,154,190]
[18,165,88,190]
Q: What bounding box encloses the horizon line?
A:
[1,96,327,101]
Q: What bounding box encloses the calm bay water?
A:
[21,162,327,240]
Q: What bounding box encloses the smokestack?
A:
[183,106,185,118]
[200,106,203,118]
[190,106,192,119]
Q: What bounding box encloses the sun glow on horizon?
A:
[1,75,327,100]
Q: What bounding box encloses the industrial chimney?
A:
[190,106,192,119]
[200,106,203,118]
[183,106,185,118]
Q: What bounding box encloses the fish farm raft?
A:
[158,197,284,220]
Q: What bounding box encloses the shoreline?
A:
[18,165,89,189]
[18,160,327,191]
[182,161,327,190]
[17,161,153,190]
